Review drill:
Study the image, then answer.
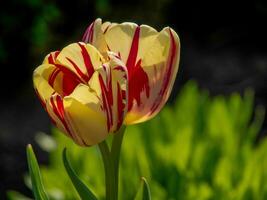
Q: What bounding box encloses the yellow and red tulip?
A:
[33,18,180,146]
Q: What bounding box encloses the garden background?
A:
[0,0,267,199]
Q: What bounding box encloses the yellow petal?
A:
[67,83,103,114]
[33,64,56,102]
[82,19,107,57]
[104,23,158,64]
[45,93,87,146]
[101,21,117,33]
[63,95,108,146]
[56,42,104,83]
[82,18,118,60]
[125,27,180,124]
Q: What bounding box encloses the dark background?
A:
[0,0,267,198]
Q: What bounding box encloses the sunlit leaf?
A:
[62,148,98,200]
[26,144,49,200]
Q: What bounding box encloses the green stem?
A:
[111,126,126,200]
[98,126,126,200]
[98,141,114,200]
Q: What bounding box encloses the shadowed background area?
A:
[0,0,267,199]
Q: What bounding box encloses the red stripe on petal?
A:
[82,21,94,43]
[50,97,62,121]
[126,26,150,110]
[54,64,83,83]
[56,95,65,119]
[116,83,125,130]
[78,43,95,79]
[62,73,80,96]
[114,66,125,71]
[99,74,113,132]
[48,51,60,64]
[48,54,54,64]
[55,51,60,58]
[126,26,140,69]
[103,24,111,34]
[66,57,89,82]
[50,95,74,139]
[48,65,80,97]
[149,28,177,114]
[48,68,60,86]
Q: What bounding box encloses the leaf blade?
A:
[135,177,151,200]
[141,177,151,200]
[26,144,49,200]
[62,148,98,200]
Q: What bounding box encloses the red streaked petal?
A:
[48,68,60,86]
[99,74,113,131]
[104,24,161,113]
[43,51,60,64]
[66,57,90,82]
[78,43,95,79]
[48,94,87,145]
[56,43,103,83]
[126,26,140,69]
[149,28,179,114]
[62,72,80,96]
[116,83,125,129]
[82,19,110,59]
[89,55,128,132]
[63,95,108,146]
[82,20,95,43]
[125,27,180,124]
[125,26,150,110]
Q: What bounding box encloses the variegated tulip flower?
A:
[83,19,180,125]
[31,19,180,200]
[33,18,180,147]
[33,45,128,146]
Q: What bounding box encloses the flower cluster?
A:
[33,18,180,146]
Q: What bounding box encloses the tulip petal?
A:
[33,64,57,103]
[82,18,117,59]
[125,27,180,124]
[63,95,108,146]
[34,62,80,98]
[56,42,104,83]
[52,55,128,146]
[104,23,158,64]
[43,51,60,65]
[33,64,80,137]
[45,93,82,144]
[101,21,117,33]
[89,54,128,132]
[105,23,166,124]
[43,82,109,146]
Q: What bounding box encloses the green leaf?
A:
[26,144,49,200]
[62,148,98,200]
[135,177,151,200]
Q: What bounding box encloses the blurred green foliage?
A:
[7,81,267,200]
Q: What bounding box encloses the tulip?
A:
[32,19,181,200]
[33,43,128,146]
[34,18,180,146]
[83,18,180,124]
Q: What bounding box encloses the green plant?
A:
[7,81,267,200]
